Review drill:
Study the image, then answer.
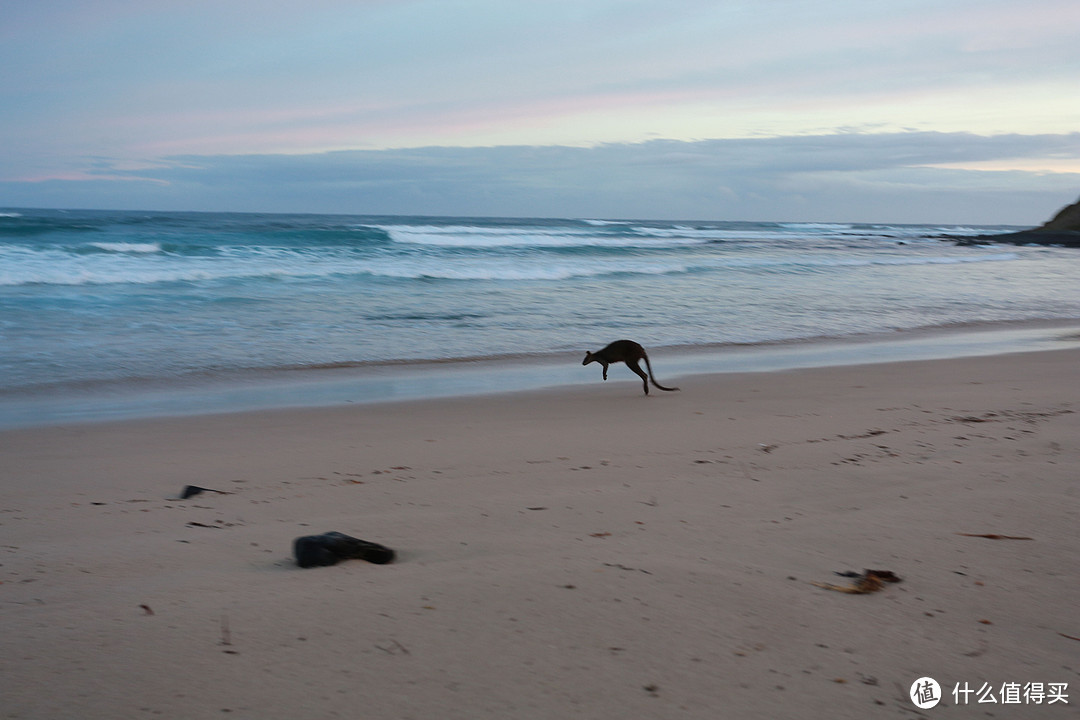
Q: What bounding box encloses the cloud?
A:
[3,131,1077,224]
[5,0,1079,172]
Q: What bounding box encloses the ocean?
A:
[2,208,1080,424]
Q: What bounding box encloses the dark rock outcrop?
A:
[1039,195,1080,232]
[958,194,1080,247]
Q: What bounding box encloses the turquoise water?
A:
[2,208,1079,403]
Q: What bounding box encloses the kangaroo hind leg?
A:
[626,359,650,395]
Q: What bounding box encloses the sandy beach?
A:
[2,343,1078,719]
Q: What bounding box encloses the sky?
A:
[2,0,1079,224]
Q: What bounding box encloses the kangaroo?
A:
[582,339,679,395]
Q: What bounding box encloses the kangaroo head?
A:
[582,351,595,366]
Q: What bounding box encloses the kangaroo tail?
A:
[643,353,679,392]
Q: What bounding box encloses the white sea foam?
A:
[927,225,1015,236]
[629,225,880,242]
[381,224,707,248]
[89,242,163,253]
[0,244,1023,287]
[780,222,855,231]
[631,226,734,239]
[0,243,695,286]
[0,246,313,286]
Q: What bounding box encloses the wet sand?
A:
[3,318,1080,429]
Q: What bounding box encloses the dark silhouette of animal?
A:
[582,340,679,395]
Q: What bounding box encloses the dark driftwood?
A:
[293,531,395,568]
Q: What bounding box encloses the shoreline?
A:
[2,318,1080,429]
[2,340,1078,718]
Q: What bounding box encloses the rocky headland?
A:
[957,193,1080,247]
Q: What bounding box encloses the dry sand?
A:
[2,346,1078,719]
